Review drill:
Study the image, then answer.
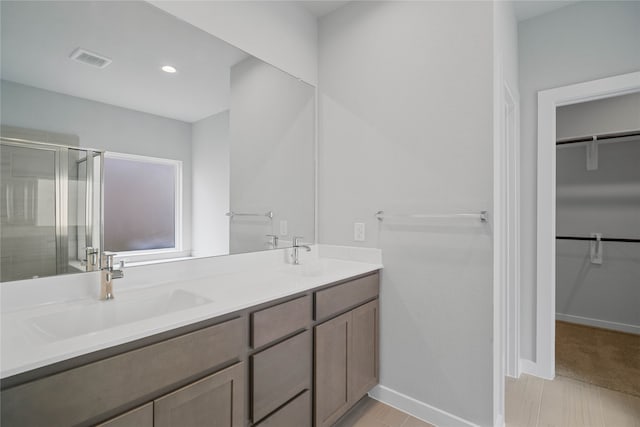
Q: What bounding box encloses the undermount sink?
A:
[29,290,212,342]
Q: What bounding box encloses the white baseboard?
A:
[556,313,640,335]
[368,385,478,427]
[520,359,554,380]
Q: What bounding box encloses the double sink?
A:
[1,255,381,379]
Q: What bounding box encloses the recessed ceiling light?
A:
[162,65,177,73]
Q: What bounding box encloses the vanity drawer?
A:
[255,390,311,427]
[1,317,244,427]
[251,330,311,423]
[251,295,311,348]
[97,403,153,427]
[315,272,379,321]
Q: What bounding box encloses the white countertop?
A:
[1,246,382,379]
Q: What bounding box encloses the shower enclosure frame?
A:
[1,136,104,278]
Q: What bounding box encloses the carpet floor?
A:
[556,320,640,398]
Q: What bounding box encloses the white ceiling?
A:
[299,1,351,17]
[1,0,582,123]
[1,1,248,123]
[298,0,581,22]
[512,1,581,22]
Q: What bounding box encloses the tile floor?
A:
[334,397,434,427]
[506,374,640,427]
[335,374,640,427]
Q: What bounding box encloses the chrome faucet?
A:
[291,236,311,265]
[84,247,99,272]
[100,252,124,300]
[266,234,279,249]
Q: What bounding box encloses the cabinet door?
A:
[97,403,153,427]
[349,299,379,403]
[154,363,244,427]
[314,311,351,427]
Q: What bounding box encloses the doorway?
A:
[554,93,640,396]
[535,71,640,380]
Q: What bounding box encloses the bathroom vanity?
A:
[0,255,381,427]
[0,2,379,425]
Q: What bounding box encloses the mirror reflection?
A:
[0,0,315,282]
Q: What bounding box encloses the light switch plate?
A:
[280,220,288,236]
[354,222,365,241]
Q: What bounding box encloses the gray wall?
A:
[556,93,640,332]
[318,2,494,425]
[229,56,315,254]
[192,111,230,257]
[0,80,193,255]
[518,1,640,361]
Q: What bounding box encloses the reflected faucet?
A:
[291,236,311,265]
[84,247,99,272]
[100,252,124,300]
[266,234,279,249]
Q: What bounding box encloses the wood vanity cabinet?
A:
[1,317,245,427]
[314,275,379,427]
[251,295,311,349]
[97,403,153,427]
[250,295,312,425]
[153,363,244,427]
[1,271,380,427]
[255,389,311,427]
[98,362,245,427]
[99,364,245,427]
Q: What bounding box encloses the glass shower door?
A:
[0,139,102,281]
[1,141,58,281]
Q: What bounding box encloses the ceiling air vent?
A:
[69,48,112,69]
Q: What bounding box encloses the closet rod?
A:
[556,235,640,243]
[556,130,640,146]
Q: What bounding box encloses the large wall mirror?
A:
[0,1,315,282]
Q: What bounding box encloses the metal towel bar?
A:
[375,210,488,222]
[226,211,273,219]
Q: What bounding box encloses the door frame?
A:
[535,71,640,379]
[493,53,521,424]
[503,82,520,379]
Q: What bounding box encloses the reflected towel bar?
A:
[226,211,273,219]
[375,210,488,222]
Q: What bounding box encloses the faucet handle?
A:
[101,251,117,270]
[292,236,304,246]
[84,247,99,271]
[266,234,279,248]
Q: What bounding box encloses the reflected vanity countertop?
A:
[0,246,382,379]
